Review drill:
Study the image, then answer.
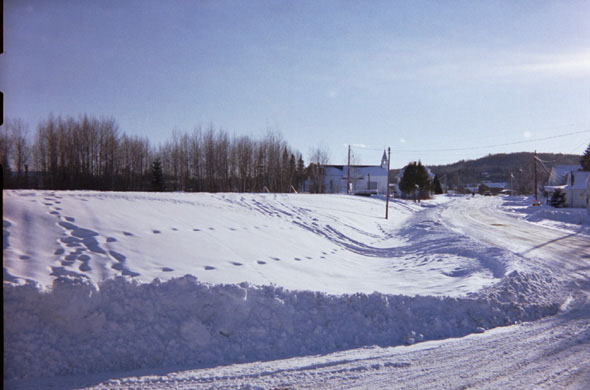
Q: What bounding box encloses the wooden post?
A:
[534,150,538,201]
[386,147,391,219]
[347,144,351,194]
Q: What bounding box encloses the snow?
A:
[3,191,499,296]
[500,195,590,233]
[3,191,590,388]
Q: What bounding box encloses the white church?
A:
[306,151,389,195]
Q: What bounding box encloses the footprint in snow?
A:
[79,263,91,272]
[271,257,280,261]
[109,250,126,262]
[123,231,134,236]
[162,267,174,272]
[193,228,201,232]
[152,230,161,234]
[106,237,117,243]
[204,266,216,270]
[64,216,75,222]
[230,261,243,266]
[257,261,267,265]
[294,257,302,261]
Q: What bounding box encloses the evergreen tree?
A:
[550,189,566,208]
[399,161,431,200]
[581,144,590,171]
[296,155,305,191]
[432,174,443,194]
[288,153,296,191]
[151,158,164,192]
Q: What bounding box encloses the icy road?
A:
[442,197,590,280]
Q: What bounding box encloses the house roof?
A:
[552,164,582,172]
[549,165,581,177]
[482,182,508,189]
[323,165,387,177]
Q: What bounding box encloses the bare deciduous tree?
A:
[7,114,308,193]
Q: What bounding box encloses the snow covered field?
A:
[3,191,590,389]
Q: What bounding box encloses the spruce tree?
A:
[399,161,432,199]
[581,143,590,171]
[151,158,164,192]
[415,161,431,197]
[296,156,305,191]
[399,162,418,196]
[432,174,443,194]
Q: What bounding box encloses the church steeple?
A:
[380,150,388,169]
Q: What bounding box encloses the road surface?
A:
[440,196,590,283]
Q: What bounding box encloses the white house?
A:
[545,165,590,208]
[308,151,389,195]
[563,170,590,208]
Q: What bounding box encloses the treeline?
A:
[1,115,308,192]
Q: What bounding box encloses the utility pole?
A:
[386,147,391,219]
[347,144,351,194]
[534,150,538,201]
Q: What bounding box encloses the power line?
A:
[346,129,589,154]
[388,129,590,153]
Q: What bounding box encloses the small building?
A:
[480,182,508,195]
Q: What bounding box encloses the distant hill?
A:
[391,152,582,192]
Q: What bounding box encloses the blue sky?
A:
[2,0,589,168]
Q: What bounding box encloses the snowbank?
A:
[4,273,560,380]
[500,196,590,233]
